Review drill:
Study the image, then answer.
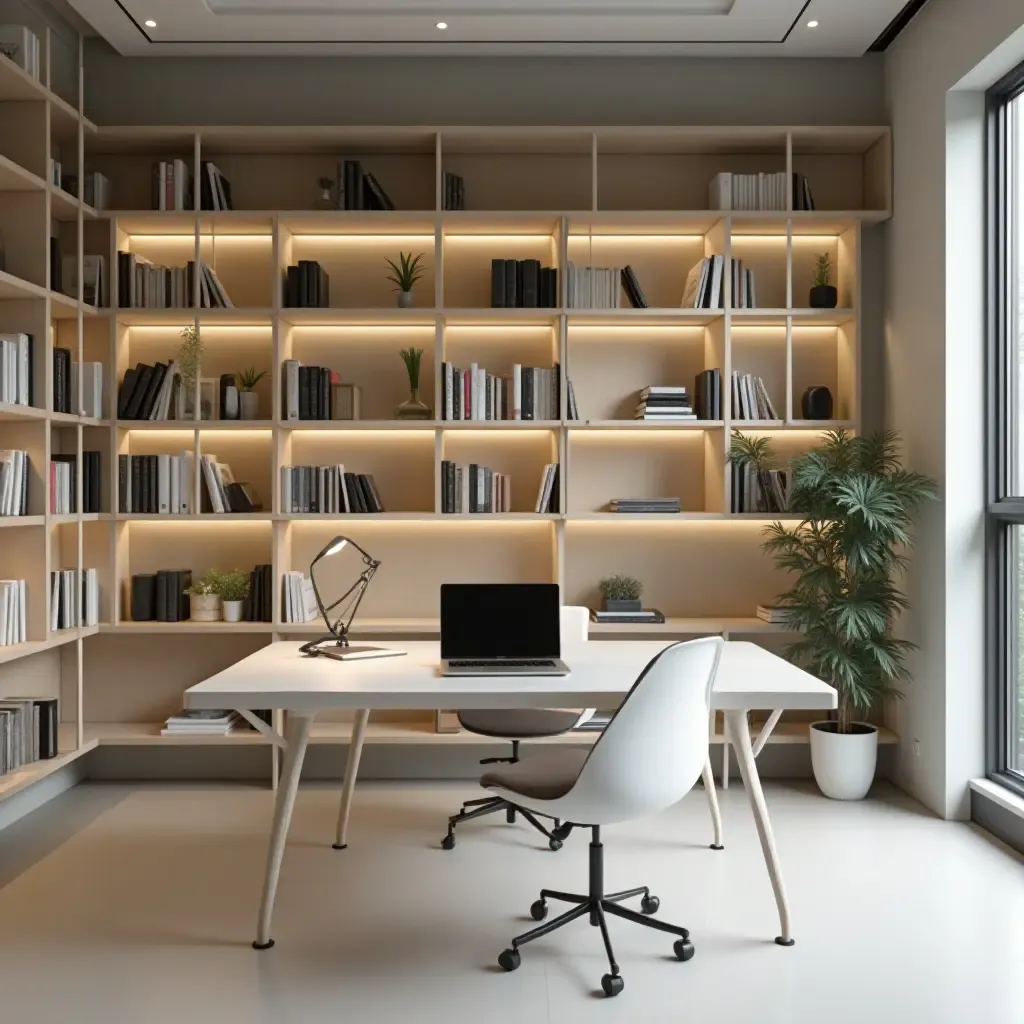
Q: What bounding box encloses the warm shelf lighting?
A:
[444,234,554,243]
[144,19,156,28]
[569,235,705,243]
[294,234,435,243]
[291,324,434,334]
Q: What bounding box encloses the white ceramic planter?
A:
[809,721,878,800]
[222,599,244,623]
[239,391,260,420]
[191,594,221,622]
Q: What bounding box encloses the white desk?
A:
[187,639,836,950]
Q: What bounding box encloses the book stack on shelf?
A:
[281,571,318,624]
[0,698,58,779]
[731,465,788,514]
[200,456,258,514]
[573,711,613,733]
[245,565,273,623]
[590,606,666,625]
[792,174,816,211]
[0,579,26,645]
[757,605,796,625]
[441,362,560,421]
[682,256,724,309]
[69,361,104,418]
[442,171,465,210]
[635,386,695,421]
[284,262,330,308]
[50,452,102,514]
[281,361,357,420]
[50,569,100,629]
[709,171,789,211]
[730,259,758,308]
[441,461,512,514]
[0,333,33,407]
[566,264,625,309]
[128,570,192,622]
[118,452,194,514]
[280,466,385,514]
[116,255,232,309]
[607,497,681,515]
[161,709,241,738]
[339,160,395,210]
[62,254,108,308]
[118,361,184,421]
[534,464,560,514]
[490,259,558,308]
[0,24,40,78]
[153,159,192,211]
[199,161,233,210]
[83,171,110,211]
[730,372,779,420]
[694,369,722,419]
[0,451,29,516]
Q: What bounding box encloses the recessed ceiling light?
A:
[144,19,156,28]
[436,21,448,30]
[807,20,819,28]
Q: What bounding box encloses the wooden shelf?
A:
[0,737,98,802]
[570,420,724,430]
[101,621,274,634]
[0,627,95,667]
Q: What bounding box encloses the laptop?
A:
[440,583,570,677]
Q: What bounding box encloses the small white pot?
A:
[809,721,878,800]
[239,391,260,420]
[222,600,245,623]
[191,594,221,622]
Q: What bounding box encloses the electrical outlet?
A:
[913,739,921,757]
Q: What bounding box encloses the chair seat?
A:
[457,708,581,739]
[481,748,590,801]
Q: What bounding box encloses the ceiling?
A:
[65,0,925,56]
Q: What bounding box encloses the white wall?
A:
[886,1,1024,818]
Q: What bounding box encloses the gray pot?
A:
[239,391,260,420]
[603,599,642,612]
[397,290,414,309]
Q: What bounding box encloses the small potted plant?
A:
[809,253,838,309]
[237,366,267,420]
[599,574,643,613]
[213,568,250,623]
[394,346,432,420]
[386,251,426,308]
[187,571,222,622]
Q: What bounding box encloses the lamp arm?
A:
[309,556,380,643]
[333,562,378,639]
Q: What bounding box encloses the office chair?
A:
[480,636,723,997]
[441,605,594,852]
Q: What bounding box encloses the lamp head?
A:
[324,538,348,557]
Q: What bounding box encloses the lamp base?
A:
[300,638,405,662]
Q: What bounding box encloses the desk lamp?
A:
[298,535,399,661]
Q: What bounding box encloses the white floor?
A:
[0,780,1022,1022]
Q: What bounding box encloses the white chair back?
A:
[563,636,723,825]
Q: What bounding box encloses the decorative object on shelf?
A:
[199,378,218,421]
[598,575,643,613]
[212,569,250,623]
[237,366,267,420]
[187,574,222,622]
[730,429,936,800]
[220,374,240,420]
[313,176,335,211]
[809,253,838,309]
[330,382,361,420]
[801,385,834,421]
[299,536,400,661]
[395,346,432,420]
[385,251,425,308]
[176,325,203,420]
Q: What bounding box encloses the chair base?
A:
[496,826,694,997]
[441,795,563,852]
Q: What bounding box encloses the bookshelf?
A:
[0,118,890,799]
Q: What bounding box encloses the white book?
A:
[0,581,9,646]
[444,362,453,419]
[12,449,23,515]
[708,255,724,308]
[283,572,294,623]
[0,26,36,76]
[157,453,170,514]
[756,377,778,419]
[283,360,300,421]
[179,451,192,513]
[201,456,224,513]
[468,363,478,420]
[281,466,292,514]
[534,462,552,513]
[300,577,318,623]
[50,571,60,631]
[17,579,25,644]
[15,334,29,406]
[169,455,180,515]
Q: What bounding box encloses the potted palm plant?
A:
[385,251,426,308]
[729,429,936,799]
[395,346,431,420]
[236,366,267,420]
[809,253,838,309]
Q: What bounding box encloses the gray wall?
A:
[83,42,886,127]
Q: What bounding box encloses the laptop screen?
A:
[440,583,561,659]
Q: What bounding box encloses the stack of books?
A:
[635,386,695,421]
[50,452,101,514]
[792,174,816,211]
[281,572,318,624]
[490,259,559,308]
[573,711,613,733]
[0,24,41,80]
[245,565,273,623]
[116,255,231,308]
[128,570,192,622]
[441,461,512,513]
[199,161,233,210]
[0,333,32,407]
[442,171,465,210]
[83,171,110,211]
[62,255,107,307]
[0,698,59,778]
[730,259,758,308]
[284,261,330,307]
[709,171,788,211]
[694,369,722,419]
[534,464,560,513]
[70,361,104,418]
[682,255,724,308]
[161,709,240,737]
[280,466,385,514]
[0,579,26,645]
[0,451,29,516]
[731,465,788,514]
[731,372,779,420]
[49,568,100,629]
[607,498,681,514]
[200,456,258,514]
[118,452,195,514]
[281,360,351,420]
[757,605,796,624]
[566,264,624,309]
[152,159,192,211]
[117,361,184,421]
[590,607,666,625]
[441,362,560,421]
[339,160,395,210]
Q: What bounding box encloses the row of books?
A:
[565,264,623,309]
[635,385,694,421]
[442,171,465,211]
[200,161,234,211]
[116,254,233,308]
[340,160,395,211]
[730,258,758,308]
[161,709,241,737]
[153,159,193,211]
[129,570,192,622]
[67,361,104,419]
[49,569,100,630]
[284,261,331,308]
[52,172,110,212]
[731,464,789,514]
[0,697,59,777]
[607,497,681,514]
[0,333,32,407]
[709,171,789,212]
[694,368,723,420]
[281,571,318,624]
[61,254,108,307]
[0,24,41,80]
[731,372,779,420]
[244,565,273,623]
[440,461,512,514]
[490,259,559,308]
[0,451,29,516]
[118,453,195,514]
[441,362,560,421]
[281,361,356,420]
[590,608,666,625]
[200,456,257,513]
[280,466,385,514]
[683,256,725,308]
[0,579,26,645]
[534,463,560,513]
[757,605,795,624]
[50,452,102,514]
[118,361,183,421]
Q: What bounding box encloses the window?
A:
[987,62,1024,792]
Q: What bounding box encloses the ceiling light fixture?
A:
[144,19,157,28]
[436,21,448,30]
[807,20,819,28]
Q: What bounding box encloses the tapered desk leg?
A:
[253,711,314,950]
[334,708,370,850]
[701,756,724,849]
[724,709,793,946]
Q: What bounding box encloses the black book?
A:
[86,451,101,513]
[130,455,141,513]
[138,362,167,420]
[490,259,506,308]
[178,570,192,621]
[522,367,534,420]
[342,472,361,513]
[441,460,452,513]
[117,365,143,419]
[320,367,330,420]
[357,474,378,513]
[522,259,539,308]
[118,454,128,513]
[622,265,648,309]
[49,236,61,294]
[33,697,58,760]
[318,265,329,308]
[226,482,255,514]
[263,564,272,621]
[298,366,312,420]
[467,464,476,513]
[363,171,395,211]
[155,569,171,621]
[148,454,159,513]
[285,265,301,307]
[514,260,525,307]
[123,364,155,419]
[503,258,517,307]
[712,368,721,419]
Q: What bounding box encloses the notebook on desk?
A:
[439,583,570,677]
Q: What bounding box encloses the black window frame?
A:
[987,60,1024,797]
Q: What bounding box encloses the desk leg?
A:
[724,709,793,946]
[701,756,724,849]
[334,708,369,850]
[253,711,313,950]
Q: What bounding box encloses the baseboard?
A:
[0,758,89,833]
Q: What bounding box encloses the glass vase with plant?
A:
[385,251,426,308]
[809,253,838,309]
[176,325,204,420]
[395,346,432,420]
[237,366,267,420]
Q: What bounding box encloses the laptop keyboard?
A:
[449,659,556,669]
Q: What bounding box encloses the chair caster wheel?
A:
[441,835,455,850]
[673,938,695,962]
[640,895,660,915]
[548,838,563,852]
[529,899,548,921]
[551,822,573,842]
[498,948,521,972]
[601,973,624,997]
